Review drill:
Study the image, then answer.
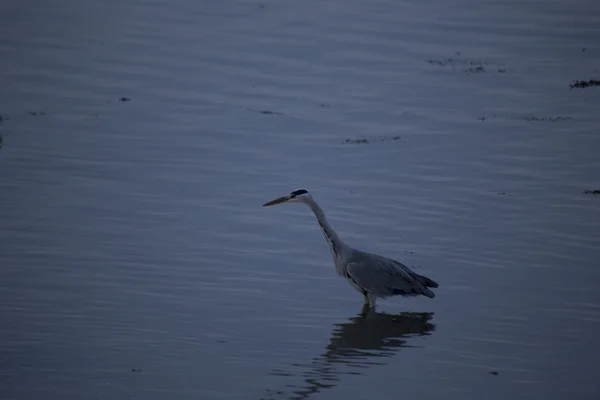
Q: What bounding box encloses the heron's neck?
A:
[306,198,345,257]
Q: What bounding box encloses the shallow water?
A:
[1,0,600,399]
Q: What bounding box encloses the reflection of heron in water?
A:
[262,306,436,400]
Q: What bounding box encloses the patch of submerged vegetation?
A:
[583,189,600,195]
[514,115,572,122]
[477,114,572,123]
[343,136,401,145]
[106,96,132,103]
[345,138,369,144]
[425,56,506,74]
[425,58,487,67]
[246,107,283,116]
[569,79,600,89]
[0,115,4,149]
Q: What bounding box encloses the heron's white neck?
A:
[305,197,345,257]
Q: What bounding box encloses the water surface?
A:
[1,1,600,399]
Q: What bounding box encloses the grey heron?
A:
[263,189,439,307]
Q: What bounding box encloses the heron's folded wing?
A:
[346,256,420,297]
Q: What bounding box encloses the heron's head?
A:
[263,189,312,207]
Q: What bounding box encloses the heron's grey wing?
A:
[346,254,434,298]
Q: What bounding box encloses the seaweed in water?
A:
[425,57,506,74]
[425,58,487,67]
[477,114,571,123]
[569,80,600,89]
[345,138,370,144]
[259,110,280,115]
[344,136,401,145]
[516,115,572,123]
[465,66,485,73]
[246,107,283,116]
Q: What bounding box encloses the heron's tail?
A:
[415,273,439,289]
[414,273,438,299]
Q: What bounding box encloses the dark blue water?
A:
[1,1,600,399]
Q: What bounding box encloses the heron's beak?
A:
[263,195,291,207]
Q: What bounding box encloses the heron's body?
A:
[263,189,438,307]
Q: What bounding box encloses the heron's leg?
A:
[367,293,377,308]
[363,292,369,304]
[359,303,371,317]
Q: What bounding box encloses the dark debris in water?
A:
[516,115,572,123]
[477,114,572,123]
[425,58,488,67]
[496,192,513,197]
[425,56,506,74]
[0,114,4,150]
[490,371,499,376]
[246,107,283,116]
[569,79,600,89]
[28,111,46,116]
[583,189,600,195]
[345,138,369,144]
[267,369,293,377]
[131,368,142,372]
[344,136,401,145]
[465,66,485,73]
[120,96,131,102]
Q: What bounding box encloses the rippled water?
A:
[1,0,600,399]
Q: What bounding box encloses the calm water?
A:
[1,1,600,399]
